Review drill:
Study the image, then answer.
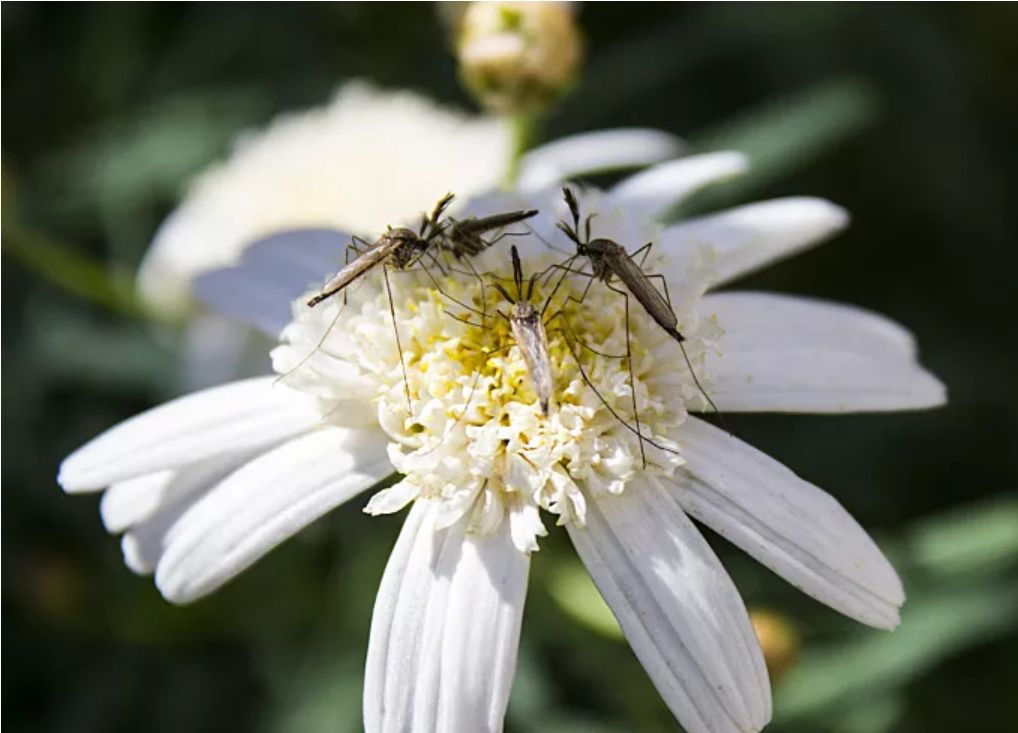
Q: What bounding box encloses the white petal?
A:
[193,228,350,336]
[364,478,420,516]
[100,451,253,534]
[179,314,269,391]
[58,377,320,493]
[701,295,945,413]
[155,427,391,603]
[608,152,749,219]
[568,480,771,733]
[661,197,848,286]
[703,291,918,360]
[121,488,205,576]
[707,349,945,413]
[670,417,905,629]
[364,501,529,733]
[518,128,684,191]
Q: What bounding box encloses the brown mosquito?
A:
[296,195,535,415]
[489,246,555,415]
[306,194,454,308]
[440,246,682,466]
[445,209,539,258]
[545,186,724,427]
[307,198,537,307]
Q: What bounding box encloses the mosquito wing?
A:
[461,209,539,235]
[608,246,684,342]
[446,209,539,257]
[510,303,554,415]
[307,236,398,307]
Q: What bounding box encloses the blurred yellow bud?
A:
[750,608,801,682]
[457,1,583,115]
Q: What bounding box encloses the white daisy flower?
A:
[139,80,684,316]
[60,162,945,733]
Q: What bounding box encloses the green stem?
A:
[3,222,151,320]
[502,112,540,188]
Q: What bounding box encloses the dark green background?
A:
[3,4,1016,732]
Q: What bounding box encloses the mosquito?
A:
[439,246,682,466]
[306,198,537,306]
[293,196,534,413]
[444,208,539,258]
[488,245,555,415]
[305,194,453,308]
[546,186,724,426]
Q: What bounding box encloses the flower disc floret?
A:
[272,249,718,553]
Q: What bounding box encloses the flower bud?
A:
[750,608,801,682]
[457,2,583,116]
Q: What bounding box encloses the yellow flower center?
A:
[273,257,714,553]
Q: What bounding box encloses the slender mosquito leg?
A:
[383,267,413,416]
[483,228,529,248]
[423,249,449,277]
[456,253,492,327]
[523,220,570,255]
[641,273,728,430]
[604,281,647,468]
[410,257,490,319]
[539,259,593,317]
[397,254,487,317]
[279,241,372,382]
[447,312,485,328]
[340,238,371,308]
[552,272,597,319]
[274,301,346,386]
[632,241,655,268]
[549,319,680,458]
[537,253,579,298]
[643,273,672,309]
[443,263,481,278]
[544,308,627,359]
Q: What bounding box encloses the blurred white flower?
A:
[61,162,945,733]
[139,81,682,317]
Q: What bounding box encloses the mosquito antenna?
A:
[526,270,538,301]
[557,220,581,244]
[520,219,570,255]
[421,192,455,238]
[510,245,525,299]
[563,187,580,231]
[491,281,515,304]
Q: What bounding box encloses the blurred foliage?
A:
[3,4,1017,733]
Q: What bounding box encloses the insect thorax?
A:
[510,300,538,320]
[387,228,429,270]
[578,238,623,280]
[447,226,484,257]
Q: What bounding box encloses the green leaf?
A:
[774,583,1018,722]
[41,88,271,215]
[907,495,1018,578]
[547,560,623,640]
[673,77,879,218]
